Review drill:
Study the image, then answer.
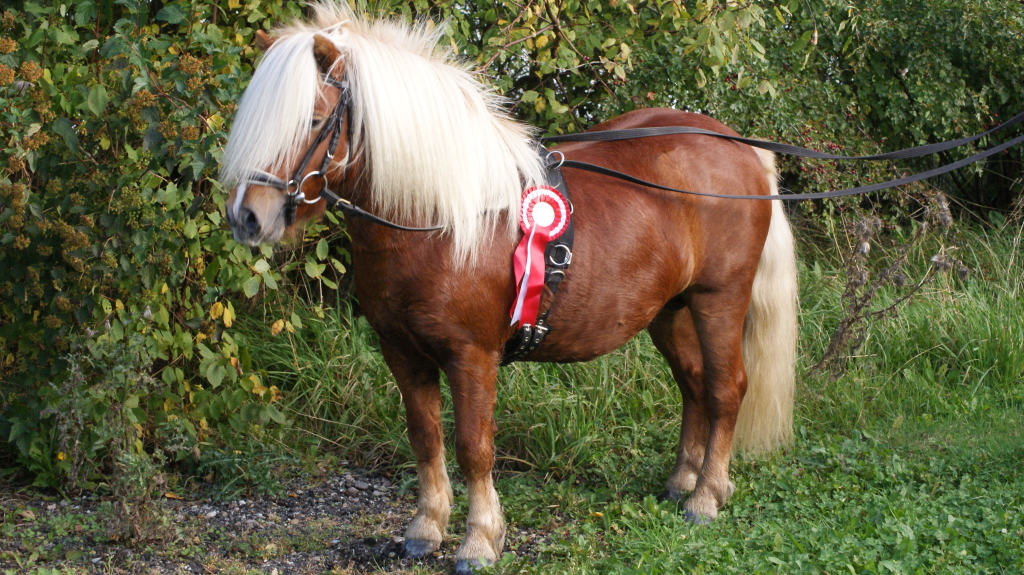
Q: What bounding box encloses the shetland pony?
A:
[220,4,798,573]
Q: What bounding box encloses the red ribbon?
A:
[510,186,570,326]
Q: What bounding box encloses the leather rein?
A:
[541,111,1024,201]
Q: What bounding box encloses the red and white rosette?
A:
[510,185,571,326]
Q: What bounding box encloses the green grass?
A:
[239,222,1024,573]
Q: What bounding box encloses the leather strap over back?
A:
[541,111,1024,202]
[541,111,1024,162]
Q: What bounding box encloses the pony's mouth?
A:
[229,214,287,246]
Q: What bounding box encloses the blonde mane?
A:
[220,2,547,261]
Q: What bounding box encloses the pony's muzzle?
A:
[226,205,263,245]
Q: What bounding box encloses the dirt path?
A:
[2,468,556,574]
[1,469,446,574]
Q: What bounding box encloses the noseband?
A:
[237,75,443,233]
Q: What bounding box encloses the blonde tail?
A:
[734,149,799,454]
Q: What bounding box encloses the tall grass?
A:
[240,222,1024,478]
[797,223,1024,446]
[241,302,681,485]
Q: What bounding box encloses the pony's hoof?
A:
[658,489,684,502]
[684,510,714,525]
[454,558,492,574]
[403,539,439,559]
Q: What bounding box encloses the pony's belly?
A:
[523,302,664,363]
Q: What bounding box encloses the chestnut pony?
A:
[221,4,797,572]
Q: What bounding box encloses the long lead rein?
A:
[555,131,1024,201]
[541,111,1024,201]
[542,111,1024,162]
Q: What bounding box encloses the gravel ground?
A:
[0,468,556,574]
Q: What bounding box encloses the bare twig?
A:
[472,24,555,74]
[541,0,619,101]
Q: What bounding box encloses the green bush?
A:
[0,0,306,488]
[620,0,1024,211]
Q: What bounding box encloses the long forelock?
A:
[219,32,323,188]
[222,2,547,263]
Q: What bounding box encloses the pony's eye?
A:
[311,118,324,129]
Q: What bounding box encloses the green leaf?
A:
[53,27,77,45]
[51,118,79,154]
[86,84,108,117]
[793,30,814,52]
[265,404,286,424]
[695,68,707,88]
[156,5,187,24]
[25,27,46,48]
[240,403,265,423]
[207,362,226,388]
[242,275,261,298]
[65,550,85,561]
[75,1,98,25]
[305,260,324,278]
[261,272,278,290]
[316,239,329,260]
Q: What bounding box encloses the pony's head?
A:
[221,28,346,245]
[220,3,546,261]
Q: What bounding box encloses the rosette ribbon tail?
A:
[510,222,549,326]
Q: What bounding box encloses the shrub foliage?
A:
[0,0,304,487]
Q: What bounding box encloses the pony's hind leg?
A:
[678,289,751,523]
[648,307,707,500]
[380,342,453,558]
[444,346,505,575]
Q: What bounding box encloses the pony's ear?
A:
[255,30,276,51]
[312,34,344,77]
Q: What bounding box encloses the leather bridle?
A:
[235,75,443,232]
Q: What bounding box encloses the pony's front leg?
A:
[380,343,453,558]
[445,347,504,574]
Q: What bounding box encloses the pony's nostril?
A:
[241,208,261,237]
